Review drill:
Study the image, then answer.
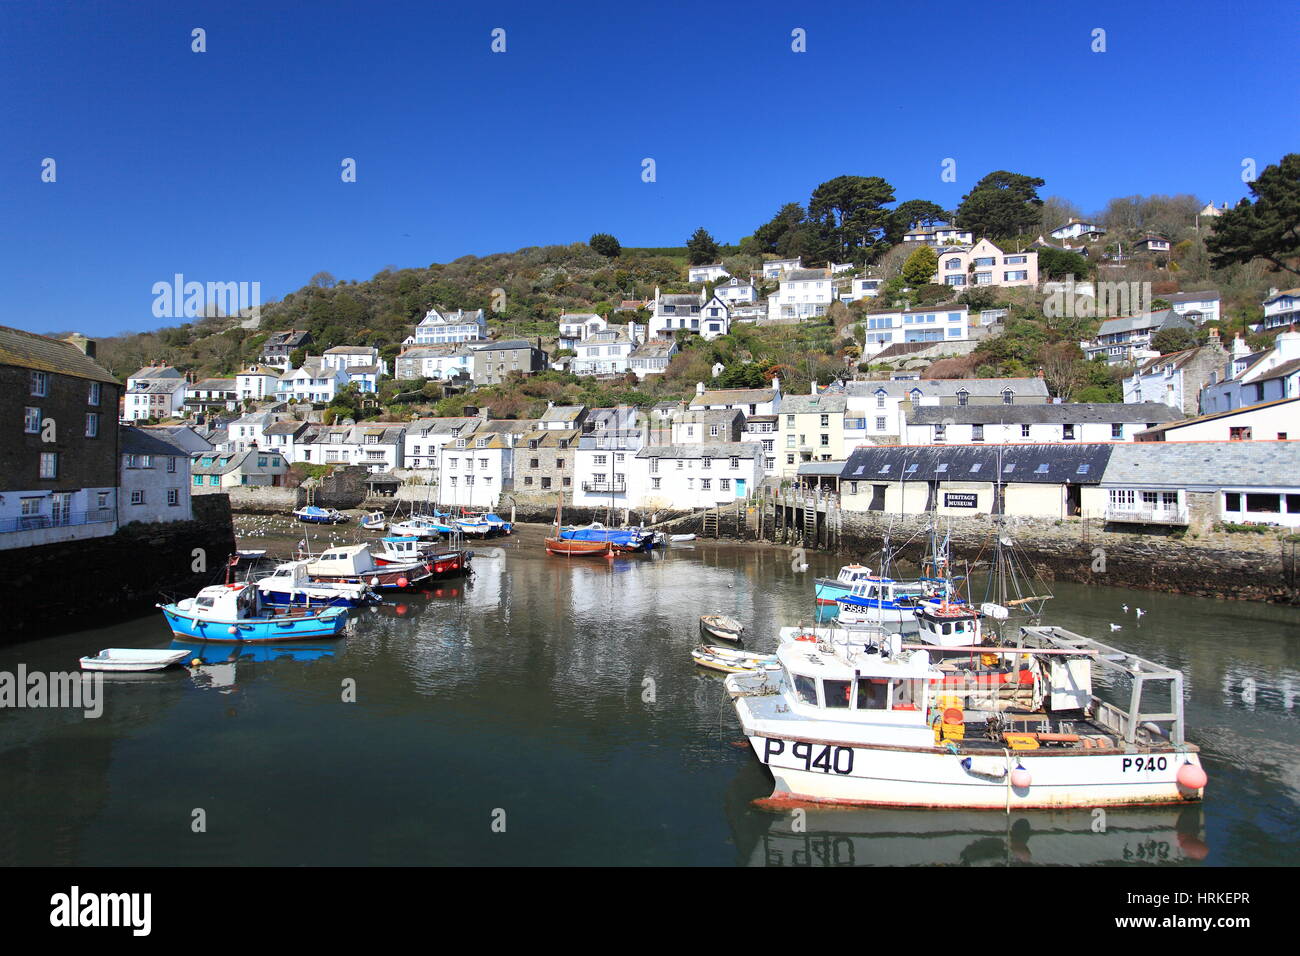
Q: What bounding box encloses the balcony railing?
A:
[1103,507,1189,526]
[0,508,117,535]
[582,480,627,493]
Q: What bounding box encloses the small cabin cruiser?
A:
[814,564,873,607]
[834,576,942,628]
[389,516,450,539]
[256,560,381,608]
[373,536,471,578]
[306,544,434,590]
[360,511,386,530]
[726,624,1207,810]
[157,583,349,642]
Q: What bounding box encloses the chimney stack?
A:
[810,379,818,396]
[696,382,705,396]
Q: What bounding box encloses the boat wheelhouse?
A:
[306,544,435,590]
[813,564,874,607]
[256,560,381,608]
[373,536,471,578]
[726,625,1207,810]
[834,576,938,627]
[157,583,350,642]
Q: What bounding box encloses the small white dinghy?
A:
[79,648,191,672]
[670,534,696,542]
[700,614,745,642]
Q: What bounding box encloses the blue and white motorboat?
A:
[156,582,350,642]
[455,516,493,536]
[255,560,381,608]
[834,575,960,629]
[293,505,349,524]
[813,563,874,610]
[481,513,513,535]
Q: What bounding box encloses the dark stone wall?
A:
[1,365,122,492]
[0,494,238,641]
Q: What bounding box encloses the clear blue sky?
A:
[1,0,1296,339]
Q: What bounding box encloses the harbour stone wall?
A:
[0,494,239,641]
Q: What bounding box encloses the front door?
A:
[51,492,72,526]
[735,479,746,498]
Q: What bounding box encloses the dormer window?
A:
[1002,389,1014,405]
[956,389,969,406]
[476,438,489,448]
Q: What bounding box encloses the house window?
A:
[39,452,57,478]
[1063,424,1076,440]
[209,475,220,486]
[1111,423,1123,439]
[168,489,179,506]
[651,477,661,489]
[1230,427,1252,440]
[820,434,829,447]
[875,417,886,431]
[701,478,711,490]
[730,456,740,469]
[934,424,946,442]
[957,390,969,406]
[1002,389,1014,405]
[131,490,145,505]
[541,477,551,489]
[194,475,203,486]
[30,371,49,397]
[168,457,177,473]
[786,454,795,465]
[1021,424,1031,438]
[972,425,984,442]
[97,491,110,508]
[524,476,533,486]
[24,407,40,433]
[720,479,730,491]
[530,458,539,469]
[702,457,711,470]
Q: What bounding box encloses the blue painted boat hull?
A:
[159,604,349,642]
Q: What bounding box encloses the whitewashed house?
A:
[118,426,192,524]
[647,288,731,340]
[688,263,729,283]
[840,277,882,302]
[1160,290,1221,326]
[414,307,488,345]
[235,366,282,402]
[857,305,971,357]
[571,327,642,376]
[1262,288,1300,331]
[715,277,757,305]
[1050,220,1106,241]
[903,402,1179,445]
[323,345,388,377]
[344,365,381,393]
[558,313,607,350]
[125,366,187,421]
[572,407,644,508]
[1201,330,1300,413]
[768,268,835,321]
[844,376,1051,442]
[630,443,763,509]
[438,430,516,509]
[275,360,347,403]
[1137,396,1299,443]
[402,416,482,476]
[761,257,802,279]
[395,344,475,381]
[628,340,678,379]
[903,222,972,245]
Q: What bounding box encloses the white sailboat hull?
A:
[744,732,1204,810]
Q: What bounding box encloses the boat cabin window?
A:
[823,679,852,709]
[856,678,889,709]
[793,674,818,706]
[195,596,214,609]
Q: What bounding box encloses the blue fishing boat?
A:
[481,513,513,535]
[255,560,381,608]
[834,575,962,628]
[156,582,350,642]
[293,505,349,524]
[560,523,651,552]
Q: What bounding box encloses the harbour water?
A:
[1,523,1296,866]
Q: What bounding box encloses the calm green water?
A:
[0,521,1296,866]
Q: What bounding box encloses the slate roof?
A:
[474,340,540,352]
[840,444,1115,484]
[406,417,481,437]
[264,330,310,348]
[263,420,308,436]
[636,443,762,459]
[907,402,1180,426]
[129,365,184,380]
[325,346,377,355]
[0,326,120,384]
[1096,309,1190,337]
[797,460,850,477]
[1133,345,1217,375]
[844,377,1049,399]
[1101,441,1300,490]
[691,387,778,407]
[540,405,585,423]
[779,394,848,415]
[119,425,189,458]
[674,408,744,425]
[1255,357,1300,383]
[630,342,677,359]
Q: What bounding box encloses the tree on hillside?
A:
[900,245,939,287]
[589,233,621,257]
[1039,342,1084,401]
[808,175,896,262]
[954,170,1046,238]
[1207,153,1300,277]
[288,346,307,368]
[686,227,721,264]
[884,199,950,245]
[750,203,808,256]
[1151,327,1200,354]
[310,271,337,289]
[1037,246,1092,281]
[1037,196,1083,234]
[716,362,769,388]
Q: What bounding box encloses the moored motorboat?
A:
[360,511,386,530]
[700,613,745,642]
[255,559,381,608]
[726,624,1208,810]
[293,505,349,524]
[157,583,350,642]
[545,537,613,557]
[372,535,471,578]
[814,563,873,607]
[306,544,435,590]
[79,648,192,672]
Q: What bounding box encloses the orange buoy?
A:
[943,707,963,725]
[1177,761,1208,790]
[1010,764,1032,788]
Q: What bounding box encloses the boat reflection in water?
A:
[170,639,339,694]
[727,764,1209,866]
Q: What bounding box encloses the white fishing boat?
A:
[726,624,1208,810]
[255,560,381,608]
[360,511,386,531]
[78,648,191,672]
